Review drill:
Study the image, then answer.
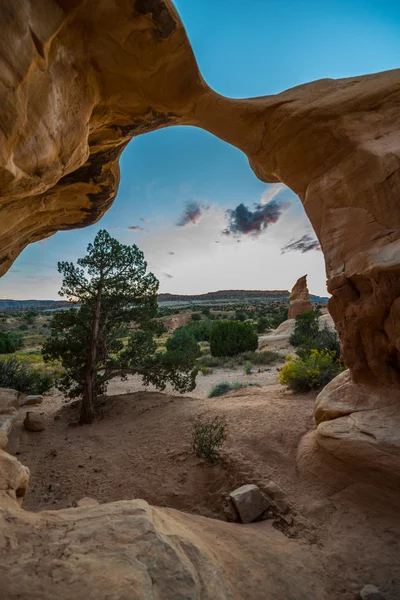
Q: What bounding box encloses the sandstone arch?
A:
[0,0,399,466]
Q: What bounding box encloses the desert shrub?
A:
[210,321,258,357]
[200,366,213,375]
[0,331,24,354]
[191,313,201,321]
[268,306,288,329]
[256,316,271,333]
[243,361,252,375]
[0,357,54,394]
[240,350,284,365]
[290,309,341,359]
[279,350,344,392]
[235,311,247,322]
[191,415,228,461]
[209,381,233,397]
[166,327,201,360]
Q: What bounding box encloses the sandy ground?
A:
[9,375,400,599]
[107,364,283,398]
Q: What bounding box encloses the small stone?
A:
[76,497,100,508]
[264,481,285,500]
[24,412,45,432]
[229,484,269,524]
[359,584,386,599]
[22,395,43,406]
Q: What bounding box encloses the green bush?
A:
[210,321,258,357]
[243,361,252,375]
[166,327,201,360]
[209,381,233,397]
[256,316,271,333]
[290,309,341,359]
[279,350,344,392]
[0,357,54,394]
[0,331,24,354]
[191,415,228,462]
[191,313,201,321]
[200,366,213,375]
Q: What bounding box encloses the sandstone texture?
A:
[288,275,312,319]
[0,495,326,600]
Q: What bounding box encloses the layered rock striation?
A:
[288,275,312,319]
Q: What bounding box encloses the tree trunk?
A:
[80,283,103,424]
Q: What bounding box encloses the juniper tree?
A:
[43,230,198,424]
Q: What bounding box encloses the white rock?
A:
[76,497,100,508]
[229,484,269,524]
[21,395,44,406]
[359,584,386,599]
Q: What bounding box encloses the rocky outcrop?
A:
[0,477,325,599]
[288,275,312,319]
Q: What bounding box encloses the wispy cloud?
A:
[223,199,290,236]
[168,251,175,255]
[163,272,173,279]
[140,217,150,223]
[109,226,120,230]
[281,234,321,254]
[259,183,287,206]
[128,225,145,232]
[177,201,203,227]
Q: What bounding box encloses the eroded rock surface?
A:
[288,275,312,319]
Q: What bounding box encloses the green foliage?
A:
[268,305,288,329]
[43,230,199,422]
[210,321,258,357]
[166,327,201,362]
[290,309,341,359]
[243,361,252,375]
[235,310,247,322]
[200,366,213,376]
[0,357,54,394]
[256,316,271,334]
[191,313,201,321]
[279,350,344,392]
[184,319,214,342]
[198,349,284,369]
[208,381,233,397]
[191,415,228,461]
[0,331,24,354]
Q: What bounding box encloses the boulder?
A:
[24,412,45,432]
[288,275,312,319]
[229,484,269,524]
[0,449,29,507]
[359,584,386,599]
[0,388,20,412]
[0,412,17,449]
[21,395,44,406]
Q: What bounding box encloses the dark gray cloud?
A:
[140,217,150,223]
[128,225,145,231]
[168,251,175,255]
[281,234,321,254]
[163,272,173,279]
[177,201,202,227]
[223,200,289,236]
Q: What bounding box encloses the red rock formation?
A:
[288,275,312,319]
[0,1,399,453]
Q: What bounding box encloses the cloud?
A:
[281,234,321,254]
[163,272,173,279]
[177,201,203,227]
[259,183,287,206]
[140,217,150,223]
[128,225,145,231]
[168,251,175,255]
[109,226,120,230]
[223,199,290,236]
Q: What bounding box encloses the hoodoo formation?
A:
[0,2,400,598]
[288,275,312,319]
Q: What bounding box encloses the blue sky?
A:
[1,0,399,299]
